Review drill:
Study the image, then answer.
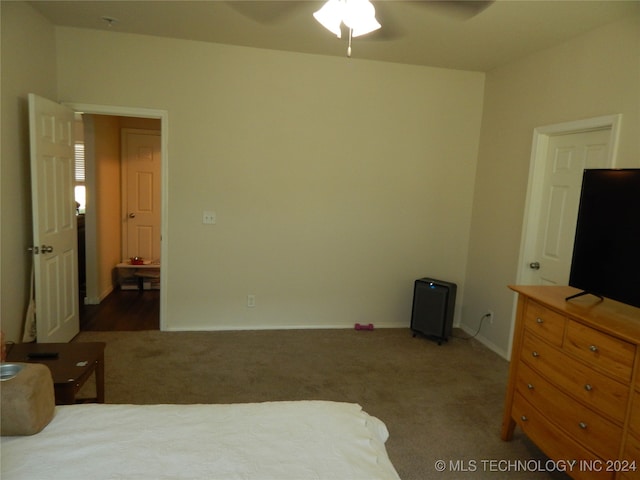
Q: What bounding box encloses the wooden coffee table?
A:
[6,342,106,405]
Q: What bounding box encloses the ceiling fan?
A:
[311,0,494,56]
[226,1,495,26]
[225,0,494,56]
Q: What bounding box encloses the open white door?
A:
[28,93,80,343]
[525,128,612,285]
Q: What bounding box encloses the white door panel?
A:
[29,93,79,343]
[122,129,161,262]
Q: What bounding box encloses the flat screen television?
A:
[567,169,640,308]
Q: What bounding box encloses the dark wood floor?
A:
[80,288,160,331]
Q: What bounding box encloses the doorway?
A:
[121,128,162,264]
[522,127,612,286]
[516,115,621,285]
[507,114,622,356]
[68,103,168,332]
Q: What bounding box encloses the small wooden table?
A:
[6,342,106,405]
[116,262,160,290]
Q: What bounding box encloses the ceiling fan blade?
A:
[224,1,309,25]
[414,0,494,20]
[362,0,494,42]
[366,2,405,41]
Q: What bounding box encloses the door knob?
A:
[41,245,53,253]
[128,213,136,218]
[529,262,540,270]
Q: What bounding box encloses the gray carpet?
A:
[75,328,567,479]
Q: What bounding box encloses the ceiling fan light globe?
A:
[350,17,381,37]
[343,0,381,36]
[313,0,344,38]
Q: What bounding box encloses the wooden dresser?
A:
[502,286,640,480]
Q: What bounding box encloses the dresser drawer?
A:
[524,300,566,347]
[515,361,622,460]
[512,392,614,480]
[564,320,635,382]
[521,332,629,423]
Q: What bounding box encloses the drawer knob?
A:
[521,415,528,422]
[584,384,593,392]
[578,422,587,429]
[536,317,544,324]
[589,345,599,353]
[527,383,534,390]
[532,351,540,358]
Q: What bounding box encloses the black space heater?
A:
[410,277,457,345]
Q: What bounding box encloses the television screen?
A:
[568,169,640,308]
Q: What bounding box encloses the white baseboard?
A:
[457,324,509,360]
[84,285,114,305]
[163,321,408,333]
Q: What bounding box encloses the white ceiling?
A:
[29,0,639,71]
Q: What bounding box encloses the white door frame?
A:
[66,102,169,331]
[508,114,622,358]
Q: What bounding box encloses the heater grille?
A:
[410,277,456,345]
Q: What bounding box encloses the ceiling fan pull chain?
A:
[347,28,353,57]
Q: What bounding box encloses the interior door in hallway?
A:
[528,128,611,285]
[122,129,161,262]
[28,93,80,343]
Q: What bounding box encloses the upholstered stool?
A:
[1,362,55,436]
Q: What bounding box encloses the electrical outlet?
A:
[487,310,494,324]
[247,294,256,308]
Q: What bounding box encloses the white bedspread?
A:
[1,401,401,480]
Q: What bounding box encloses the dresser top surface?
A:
[509,285,640,344]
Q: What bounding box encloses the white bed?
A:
[1,400,401,480]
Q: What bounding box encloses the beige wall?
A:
[90,115,122,300]
[0,2,58,342]
[55,27,485,331]
[4,2,637,353]
[463,13,640,357]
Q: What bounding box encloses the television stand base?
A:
[565,290,604,303]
